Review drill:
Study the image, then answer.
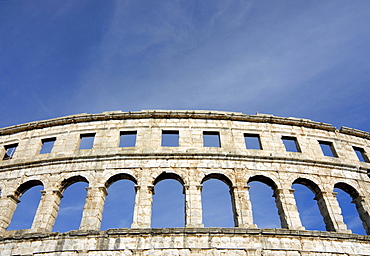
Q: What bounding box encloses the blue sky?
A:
[1,1,370,234]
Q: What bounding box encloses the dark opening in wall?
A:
[101,179,136,230]
[53,180,88,232]
[79,133,95,150]
[292,183,326,231]
[40,138,56,154]
[161,130,179,147]
[201,178,234,227]
[152,179,185,228]
[353,146,369,162]
[3,144,18,160]
[7,181,43,231]
[119,131,137,147]
[248,179,280,229]
[318,141,337,157]
[334,185,366,235]
[244,134,262,150]
[203,131,220,147]
[282,136,301,152]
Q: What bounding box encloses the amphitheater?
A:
[0,110,370,255]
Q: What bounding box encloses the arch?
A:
[248,175,277,190]
[53,176,89,232]
[15,180,43,198]
[334,182,367,235]
[292,178,329,231]
[8,180,44,230]
[60,175,89,192]
[201,173,235,227]
[247,175,280,228]
[293,178,321,195]
[201,173,233,188]
[292,182,326,231]
[151,172,185,228]
[154,172,185,186]
[101,173,137,230]
[334,182,359,200]
[105,173,137,189]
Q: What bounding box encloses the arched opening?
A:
[101,174,137,230]
[151,172,185,228]
[201,173,234,227]
[7,180,44,230]
[53,176,88,232]
[248,176,280,228]
[292,183,326,231]
[293,178,328,231]
[334,183,367,235]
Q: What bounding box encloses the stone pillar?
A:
[274,189,304,230]
[352,195,370,235]
[31,190,63,232]
[79,186,107,231]
[315,191,349,233]
[0,195,19,232]
[231,186,255,228]
[131,185,153,228]
[184,184,204,227]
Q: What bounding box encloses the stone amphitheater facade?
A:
[0,110,370,255]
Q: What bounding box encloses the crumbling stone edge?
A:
[1,228,369,242]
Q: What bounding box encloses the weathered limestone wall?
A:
[0,110,369,255]
[2,228,370,256]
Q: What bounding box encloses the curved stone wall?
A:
[0,110,370,255]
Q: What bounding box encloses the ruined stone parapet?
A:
[0,110,369,255]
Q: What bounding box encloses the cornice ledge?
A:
[0,152,364,174]
[340,126,370,139]
[0,228,369,242]
[0,110,339,136]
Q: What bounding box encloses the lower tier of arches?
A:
[3,172,370,235]
[1,228,370,255]
[1,156,370,237]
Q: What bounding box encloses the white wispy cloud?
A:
[67,1,370,126]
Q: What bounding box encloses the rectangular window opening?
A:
[353,146,369,162]
[3,144,18,160]
[319,141,337,157]
[120,131,137,147]
[79,133,95,150]
[282,136,301,152]
[244,134,262,150]
[203,131,221,147]
[161,130,179,147]
[40,138,56,154]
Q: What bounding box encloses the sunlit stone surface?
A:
[0,110,370,255]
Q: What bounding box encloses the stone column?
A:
[274,188,304,230]
[185,184,204,227]
[0,195,19,232]
[315,191,349,233]
[31,190,63,232]
[231,186,255,228]
[79,186,107,231]
[131,185,153,228]
[352,195,370,235]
